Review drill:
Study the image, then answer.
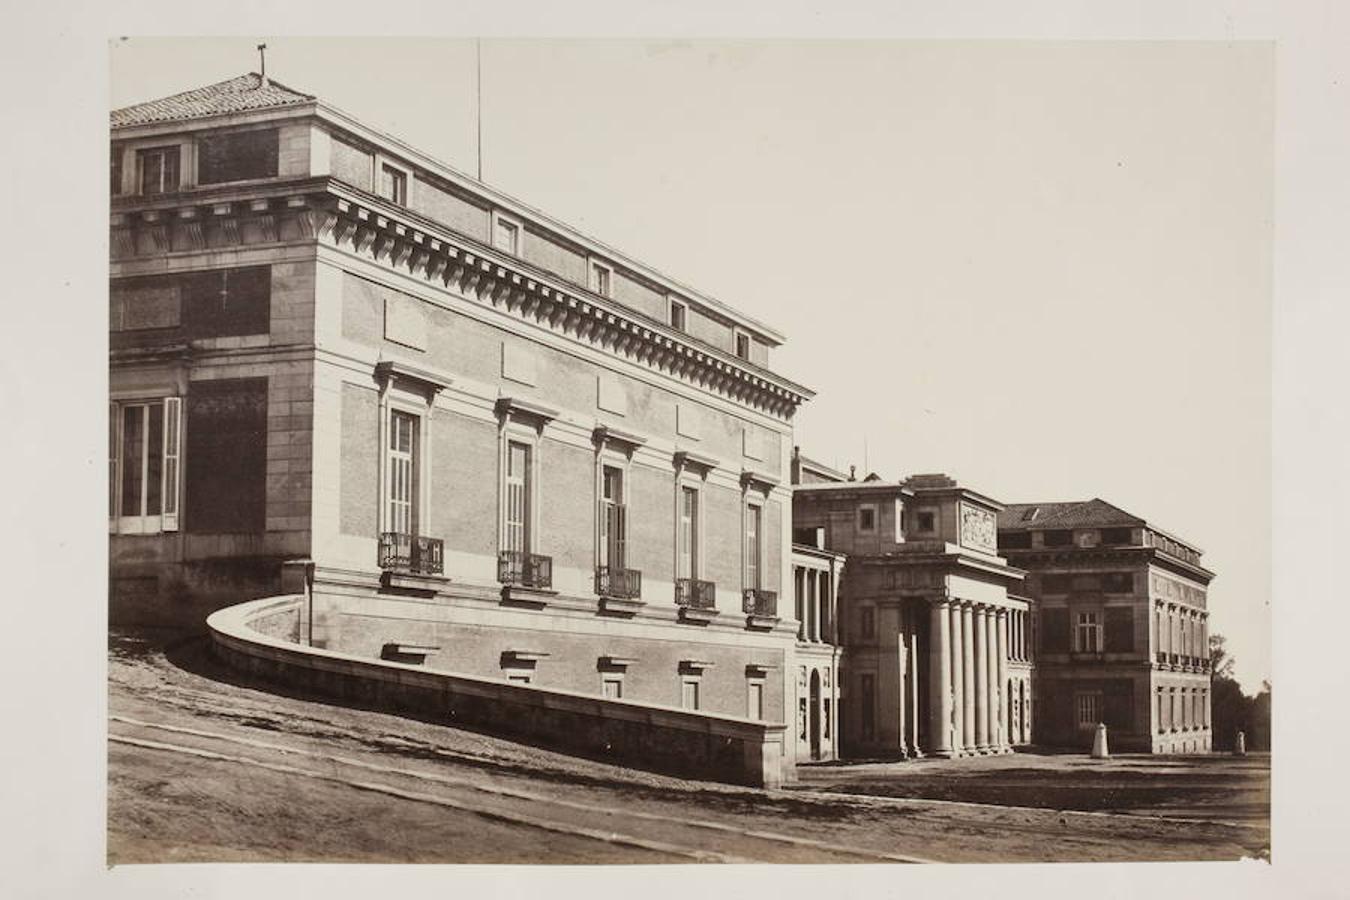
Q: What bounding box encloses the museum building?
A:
[109,72,823,775]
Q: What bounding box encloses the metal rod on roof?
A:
[257,43,267,84]
[476,38,483,181]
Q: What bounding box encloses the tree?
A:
[1208,633,1269,751]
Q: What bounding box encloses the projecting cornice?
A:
[109,178,813,420]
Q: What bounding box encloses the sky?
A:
[110,37,1273,692]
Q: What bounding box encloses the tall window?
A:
[591,261,612,297]
[678,486,699,579]
[380,164,407,205]
[110,398,181,534]
[600,465,626,569]
[387,411,419,537]
[747,680,765,721]
[1076,692,1102,728]
[138,146,180,195]
[860,673,876,741]
[1075,611,1101,653]
[505,441,531,554]
[745,503,762,590]
[735,332,751,360]
[602,675,623,699]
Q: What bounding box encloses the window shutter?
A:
[161,397,181,531]
[1104,607,1133,652]
[614,504,626,570]
[1042,608,1069,652]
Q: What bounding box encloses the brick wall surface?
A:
[429,410,498,555]
[413,177,491,243]
[538,440,595,572]
[522,228,587,286]
[329,135,372,192]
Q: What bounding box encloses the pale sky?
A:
[110,37,1273,692]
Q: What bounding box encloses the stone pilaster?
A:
[928,597,954,757]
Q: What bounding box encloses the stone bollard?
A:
[1235,731,1247,756]
[1091,722,1110,759]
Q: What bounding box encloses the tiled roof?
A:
[111,73,314,128]
[998,498,1144,531]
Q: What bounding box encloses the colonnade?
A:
[928,597,1017,757]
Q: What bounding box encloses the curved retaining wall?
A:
[207,595,786,788]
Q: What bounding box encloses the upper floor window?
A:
[504,441,532,555]
[1100,527,1133,546]
[493,213,520,255]
[745,503,763,590]
[380,163,408,206]
[857,505,877,533]
[591,261,612,297]
[860,606,876,640]
[915,510,936,533]
[1000,531,1032,550]
[198,128,279,185]
[386,410,420,538]
[599,465,627,571]
[678,485,700,580]
[1044,529,1074,547]
[735,332,751,360]
[669,299,687,332]
[1075,611,1101,653]
[138,146,180,195]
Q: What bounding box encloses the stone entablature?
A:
[111,181,810,420]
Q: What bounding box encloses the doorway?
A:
[809,669,822,760]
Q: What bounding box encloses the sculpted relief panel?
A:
[959,502,997,553]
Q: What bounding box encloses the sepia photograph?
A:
[102,34,1273,866]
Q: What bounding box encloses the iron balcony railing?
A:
[498,550,553,589]
[596,566,642,600]
[742,588,778,617]
[378,532,444,575]
[675,578,716,610]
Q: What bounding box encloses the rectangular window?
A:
[380,163,408,205]
[1075,692,1102,728]
[999,531,1032,549]
[111,145,124,195]
[748,681,765,721]
[387,410,420,537]
[493,216,520,255]
[670,299,687,332]
[916,510,936,533]
[591,261,612,297]
[678,486,699,579]
[138,146,180,195]
[1044,529,1074,547]
[505,441,531,554]
[185,378,267,533]
[681,679,700,711]
[1075,612,1102,653]
[858,505,877,533]
[860,607,876,640]
[600,465,626,569]
[735,332,751,360]
[602,676,623,699]
[1101,527,1133,546]
[860,673,876,741]
[110,397,181,534]
[745,504,762,590]
[197,128,279,185]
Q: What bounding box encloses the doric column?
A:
[961,603,976,754]
[972,606,989,751]
[988,609,999,750]
[996,609,1010,752]
[949,601,965,755]
[928,597,954,757]
[877,605,903,752]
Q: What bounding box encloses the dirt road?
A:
[107,629,1270,864]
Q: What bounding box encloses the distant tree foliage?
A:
[1209,634,1270,751]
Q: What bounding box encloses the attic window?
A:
[1021,507,1040,522]
[670,299,687,332]
[735,332,751,360]
[138,146,180,195]
[380,163,408,206]
[591,261,612,297]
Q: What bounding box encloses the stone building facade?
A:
[790,461,1032,758]
[109,73,815,777]
[997,500,1214,753]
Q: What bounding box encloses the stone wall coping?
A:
[208,595,787,742]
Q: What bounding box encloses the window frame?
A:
[137,145,181,195]
[597,454,629,572]
[744,499,764,591]
[747,677,766,721]
[734,328,751,361]
[1075,610,1102,653]
[109,395,182,535]
[857,503,878,534]
[669,298,688,332]
[378,158,411,206]
[590,260,613,297]
[1075,691,1103,729]
[492,211,522,256]
[675,476,704,582]
[378,386,434,541]
[680,676,701,711]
